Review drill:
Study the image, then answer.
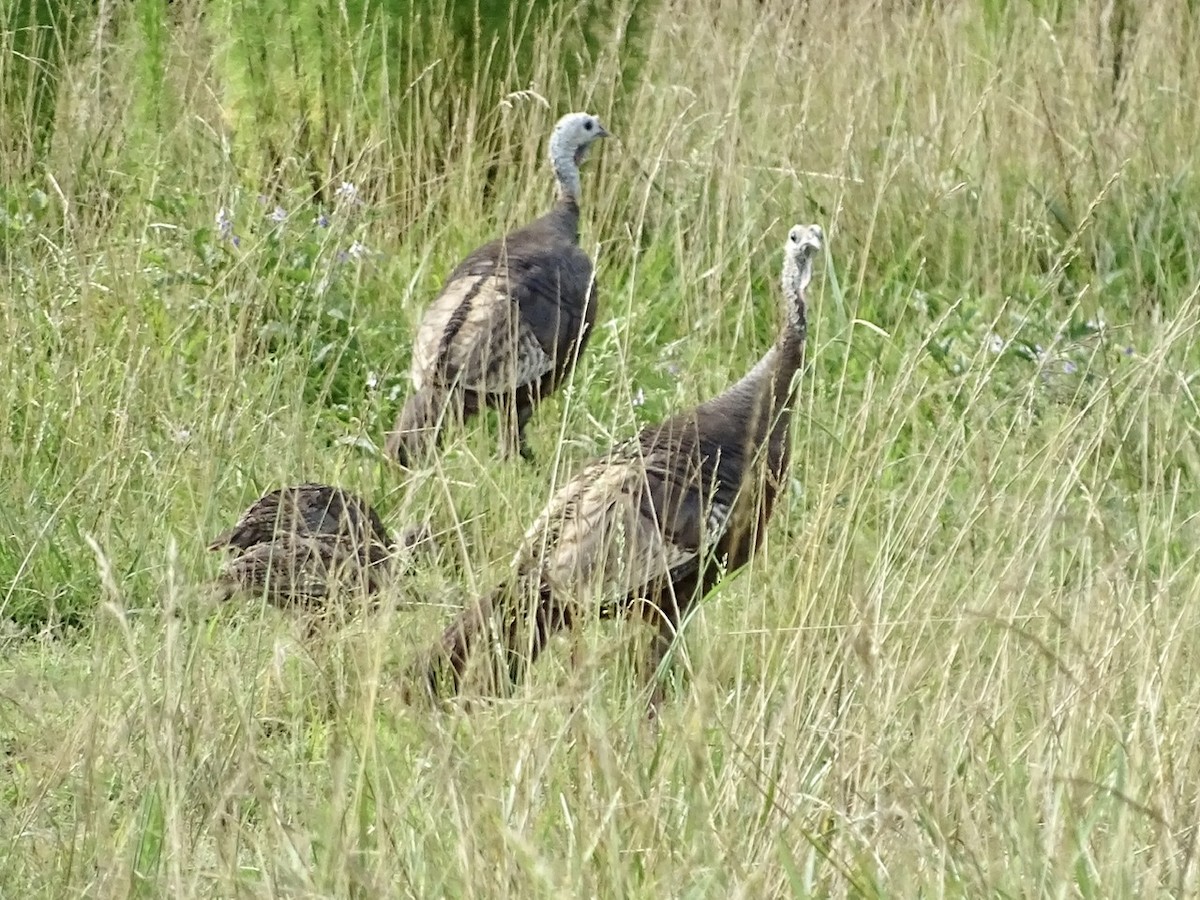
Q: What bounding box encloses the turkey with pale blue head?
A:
[386,111,610,467]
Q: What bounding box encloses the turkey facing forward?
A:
[385,111,610,467]
[208,483,428,609]
[413,223,824,710]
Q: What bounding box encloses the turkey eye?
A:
[584,121,594,131]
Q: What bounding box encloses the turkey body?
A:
[207,483,397,610]
[386,111,609,466]
[415,223,824,711]
[396,202,598,461]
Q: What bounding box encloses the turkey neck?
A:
[552,148,584,211]
[699,257,809,467]
[545,194,581,244]
[770,265,809,417]
[713,326,805,454]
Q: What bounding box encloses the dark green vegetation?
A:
[2,0,1199,895]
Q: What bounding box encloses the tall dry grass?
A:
[1,0,1199,895]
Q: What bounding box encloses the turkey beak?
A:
[801,226,823,255]
[575,124,609,165]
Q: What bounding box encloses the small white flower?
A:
[986,332,1005,353]
[335,181,359,205]
[366,371,379,390]
[215,206,233,238]
[631,387,645,407]
[268,205,287,223]
[348,240,368,259]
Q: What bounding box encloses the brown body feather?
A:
[208,483,429,610]
[414,224,824,711]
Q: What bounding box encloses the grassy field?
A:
[3,0,1200,895]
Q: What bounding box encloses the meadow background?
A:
[2,0,1199,895]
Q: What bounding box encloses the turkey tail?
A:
[420,585,507,699]
[385,385,444,467]
[418,574,563,700]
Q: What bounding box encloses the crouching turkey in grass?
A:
[385,111,610,468]
[207,483,433,612]
[408,223,824,714]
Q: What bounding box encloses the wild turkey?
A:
[412,223,824,711]
[385,111,610,467]
[208,483,432,609]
